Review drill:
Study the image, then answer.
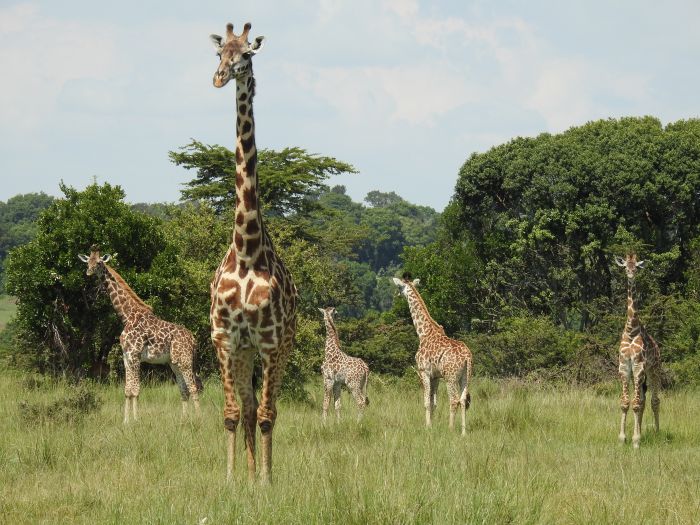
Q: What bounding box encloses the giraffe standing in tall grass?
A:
[615,253,661,448]
[319,307,370,422]
[208,22,297,484]
[392,277,472,434]
[79,245,201,423]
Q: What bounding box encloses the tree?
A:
[0,192,54,291]
[170,140,357,216]
[447,117,700,329]
[5,183,166,375]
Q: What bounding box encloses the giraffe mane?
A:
[104,265,153,311]
[405,281,444,332]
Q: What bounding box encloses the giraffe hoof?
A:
[618,434,626,443]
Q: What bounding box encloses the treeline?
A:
[3,117,700,390]
[2,143,438,397]
[403,116,700,384]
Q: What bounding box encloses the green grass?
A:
[0,295,17,331]
[1,372,699,524]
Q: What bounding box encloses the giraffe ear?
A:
[210,34,224,52]
[391,277,403,287]
[101,254,112,263]
[318,308,325,314]
[412,278,421,287]
[78,254,89,262]
[250,35,265,54]
[636,260,645,268]
[614,256,626,267]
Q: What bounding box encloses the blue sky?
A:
[1,1,698,210]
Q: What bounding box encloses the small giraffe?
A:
[209,22,297,484]
[392,277,472,434]
[615,253,661,448]
[318,307,370,422]
[79,245,201,423]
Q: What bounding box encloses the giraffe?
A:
[78,245,201,423]
[208,22,297,484]
[318,307,370,422]
[614,253,661,448]
[392,277,472,435]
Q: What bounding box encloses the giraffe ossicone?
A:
[79,245,201,424]
[615,253,661,448]
[319,307,370,422]
[392,277,472,435]
[208,21,297,485]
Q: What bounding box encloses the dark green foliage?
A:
[5,183,165,376]
[448,117,700,329]
[0,192,54,291]
[400,116,700,384]
[171,141,357,216]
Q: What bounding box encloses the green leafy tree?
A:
[448,117,700,329]
[0,192,54,291]
[170,141,357,216]
[6,183,165,375]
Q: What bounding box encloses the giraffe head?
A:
[318,306,338,322]
[210,22,265,88]
[615,253,645,279]
[78,244,112,276]
[392,277,420,298]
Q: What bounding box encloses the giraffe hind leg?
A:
[649,370,660,432]
[230,348,258,482]
[258,330,295,484]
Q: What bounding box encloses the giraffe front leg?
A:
[333,382,342,422]
[123,351,141,424]
[322,377,333,423]
[419,372,433,427]
[618,369,630,443]
[631,363,646,449]
[213,335,241,482]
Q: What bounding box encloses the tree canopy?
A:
[170,140,358,216]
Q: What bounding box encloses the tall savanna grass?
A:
[1,371,698,524]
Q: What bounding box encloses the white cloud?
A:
[0,3,123,132]
[287,62,474,126]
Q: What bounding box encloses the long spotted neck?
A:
[232,71,264,264]
[98,264,151,324]
[322,314,343,357]
[625,276,641,336]
[404,285,442,340]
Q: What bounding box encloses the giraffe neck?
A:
[231,72,265,264]
[99,264,151,324]
[625,276,641,336]
[404,286,442,340]
[323,316,343,357]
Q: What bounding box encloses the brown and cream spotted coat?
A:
[392,277,472,435]
[319,307,370,422]
[208,22,297,484]
[79,246,201,423]
[615,253,661,448]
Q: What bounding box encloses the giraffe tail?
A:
[363,371,370,407]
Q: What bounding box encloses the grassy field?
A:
[0,372,698,525]
[0,295,17,331]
